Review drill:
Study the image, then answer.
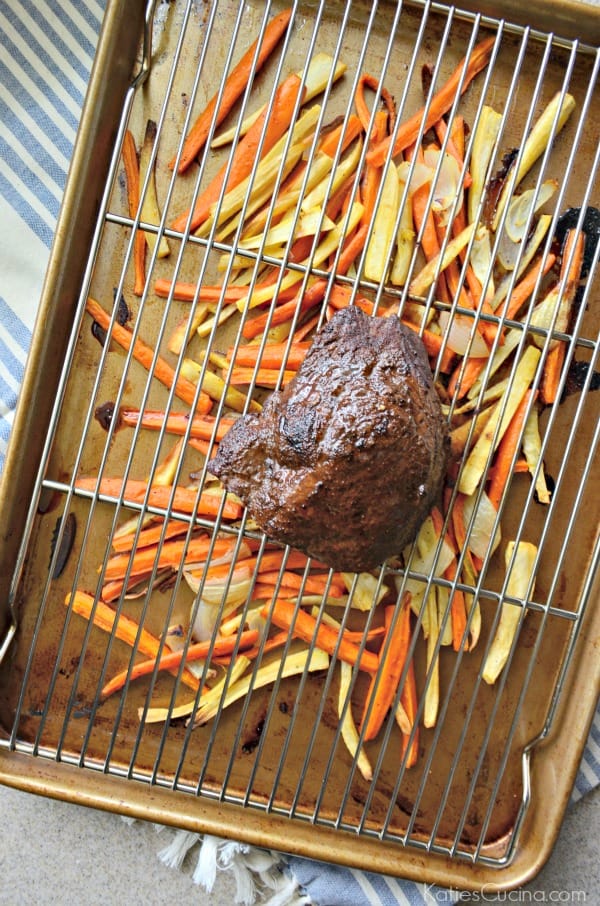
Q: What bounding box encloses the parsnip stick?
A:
[482,541,537,683]
[459,344,541,496]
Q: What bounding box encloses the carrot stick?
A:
[127,408,231,440]
[451,492,479,580]
[111,519,203,554]
[361,596,412,741]
[264,599,379,673]
[119,407,235,441]
[100,629,259,700]
[354,73,396,135]
[540,231,584,403]
[400,657,419,768]
[227,341,309,370]
[257,570,345,598]
[318,113,364,159]
[104,534,237,582]
[171,73,306,233]
[487,390,534,510]
[448,355,487,399]
[411,147,451,303]
[153,279,247,303]
[75,475,243,521]
[367,37,495,166]
[229,366,297,388]
[499,252,558,323]
[170,8,293,173]
[540,342,566,405]
[85,298,212,414]
[122,130,146,295]
[66,590,199,690]
[433,117,472,188]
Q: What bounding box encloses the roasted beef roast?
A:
[210,306,448,571]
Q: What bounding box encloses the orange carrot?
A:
[540,230,584,404]
[242,224,369,339]
[433,116,472,188]
[265,599,379,674]
[499,253,558,323]
[85,298,212,414]
[119,407,235,441]
[170,8,293,173]
[361,596,412,741]
[448,354,487,399]
[359,110,388,225]
[318,113,364,159]
[229,366,297,388]
[227,341,309,370]
[354,73,396,135]
[66,590,199,690]
[171,72,305,233]
[100,628,259,700]
[257,570,345,598]
[75,475,243,521]
[487,390,534,510]
[411,146,451,303]
[367,37,495,166]
[540,342,566,406]
[121,130,146,295]
[292,313,320,342]
[400,657,419,768]
[153,279,247,303]
[111,519,203,554]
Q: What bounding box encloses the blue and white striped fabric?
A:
[1,3,598,904]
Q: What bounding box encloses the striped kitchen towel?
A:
[1,2,598,905]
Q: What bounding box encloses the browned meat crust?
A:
[210,306,448,571]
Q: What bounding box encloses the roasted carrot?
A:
[361,595,412,741]
[170,8,293,173]
[487,390,534,510]
[171,72,306,234]
[540,231,584,403]
[265,599,379,673]
[111,519,203,554]
[154,279,247,303]
[540,342,566,405]
[367,37,495,166]
[75,475,243,521]
[229,366,297,388]
[359,110,388,225]
[103,534,237,582]
[119,407,235,442]
[433,116,472,189]
[327,283,374,315]
[448,354,487,399]
[411,146,451,303]
[100,628,260,700]
[66,591,199,690]
[499,252,557,323]
[85,298,212,414]
[355,73,396,135]
[257,570,345,597]
[122,130,146,295]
